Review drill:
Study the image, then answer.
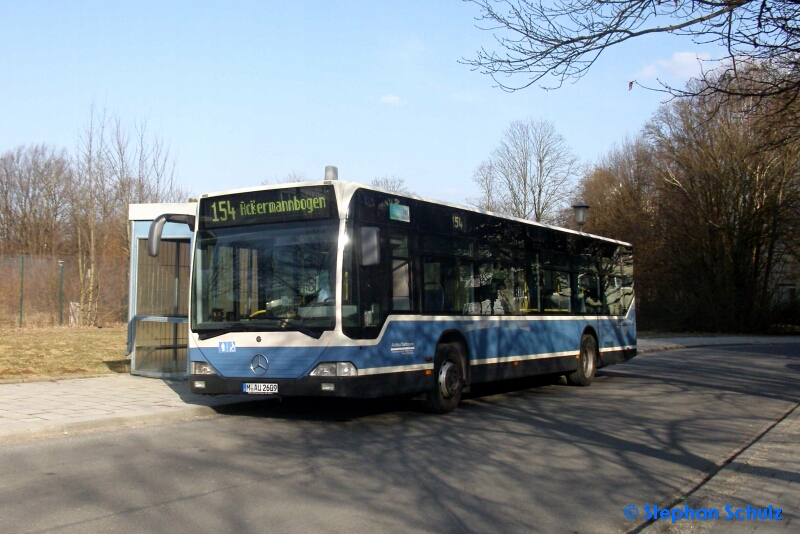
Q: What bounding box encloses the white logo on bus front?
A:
[218,341,236,353]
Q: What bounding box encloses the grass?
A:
[0,325,129,380]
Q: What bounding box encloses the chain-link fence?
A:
[0,255,128,328]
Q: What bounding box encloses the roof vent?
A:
[324,166,338,181]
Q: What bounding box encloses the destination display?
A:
[198,185,336,229]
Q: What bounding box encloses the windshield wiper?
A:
[197,319,323,340]
[280,318,323,339]
[197,323,255,340]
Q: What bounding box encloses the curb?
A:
[0,406,219,444]
[0,373,117,385]
[631,403,800,533]
[0,401,259,445]
[637,339,800,355]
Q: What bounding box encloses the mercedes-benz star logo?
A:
[250,354,269,375]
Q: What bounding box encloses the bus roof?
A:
[200,179,633,248]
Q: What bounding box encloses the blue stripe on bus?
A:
[191,314,636,379]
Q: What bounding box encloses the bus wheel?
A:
[424,342,465,414]
[566,334,597,387]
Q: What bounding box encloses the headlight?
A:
[309,362,358,377]
[336,362,357,376]
[191,361,217,375]
[310,363,336,376]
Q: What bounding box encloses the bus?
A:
[148,168,636,413]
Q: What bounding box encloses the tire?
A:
[566,334,597,387]
[424,342,466,414]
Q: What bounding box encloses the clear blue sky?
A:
[1,1,715,205]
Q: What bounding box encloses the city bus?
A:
[148,168,636,413]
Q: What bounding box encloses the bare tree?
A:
[645,84,800,331]
[261,171,308,185]
[463,0,800,103]
[69,105,109,326]
[66,106,186,325]
[577,136,658,233]
[575,135,673,328]
[0,104,186,326]
[111,117,185,231]
[0,145,70,258]
[467,161,501,211]
[471,118,578,223]
[370,175,412,194]
[122,119,184,204]
[576,80,800,332]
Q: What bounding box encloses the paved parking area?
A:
[1,335,797,443]
[1,335,799,532]
[0,335,796,533]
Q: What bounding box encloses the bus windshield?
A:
[192,219,339,337]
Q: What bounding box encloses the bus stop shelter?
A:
[127,203,195,378]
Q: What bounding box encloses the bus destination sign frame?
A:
[198,185,336,229]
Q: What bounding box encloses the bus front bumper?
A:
[190,371,430,399]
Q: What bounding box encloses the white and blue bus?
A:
[148,168,636,413]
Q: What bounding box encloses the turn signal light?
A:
[191,361,218,375]
[309,362,358,377]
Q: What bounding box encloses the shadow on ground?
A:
[103,360,131,373]
[222,374,577,422]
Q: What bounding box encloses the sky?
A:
[1,1,717,205]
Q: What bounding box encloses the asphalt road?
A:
[1,344,798,534]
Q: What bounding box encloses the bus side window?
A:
[423,261,445,312]
[422,257,464,314]
[541,269,571,313]
[361,229,389,327]
[603,276,625,316]
[341,225,360,327]
[390,230,411,311]
[490,263,520,315]
[579,273,602,314]
[526,256,541,313]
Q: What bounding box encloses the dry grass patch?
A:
[0,325,128,380]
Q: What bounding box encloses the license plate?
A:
[243,383,278,394]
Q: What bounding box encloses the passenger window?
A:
[511,267,528,313]
[620,275,634,315]
[579,274,602,314]
[527,258,541,313]
[423,260,446,312]
[423,257,479,314]
[488,263,522,315]
[602,276,618,316]
[341,226,359,328]
[390,230,411,311]
[541,269,571,313]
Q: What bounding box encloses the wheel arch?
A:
[437,329,470,384]
[581,324,600,367]
[581,325,598,346]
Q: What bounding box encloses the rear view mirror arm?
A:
[147,214,195,257]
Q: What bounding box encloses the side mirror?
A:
[147,214,195,256]
[359,227,380,266]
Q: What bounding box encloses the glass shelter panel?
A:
[136,239,190,317]
[133,319,188,374]
[133,238,191,376]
